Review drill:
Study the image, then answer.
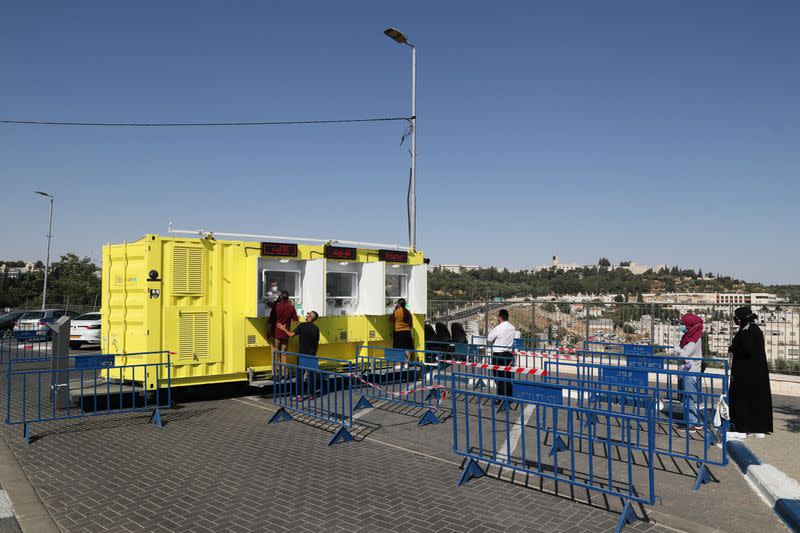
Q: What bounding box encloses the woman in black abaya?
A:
[727,306,773,439]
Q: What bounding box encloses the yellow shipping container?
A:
[101,234,426,389]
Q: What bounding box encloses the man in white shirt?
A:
[487,309,516,398]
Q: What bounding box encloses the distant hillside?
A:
[429,265,799,302]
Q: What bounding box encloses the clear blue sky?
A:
[2,1,798,284]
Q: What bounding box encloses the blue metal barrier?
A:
[354,347,447,426]
[541,359,728,491]
[451,372,656,532]
[471,335,559,350]
[585,341,672,353]
[270,351,358,446]
[536,347,728,375]
[0,333,52,364]
[4,352,172,445]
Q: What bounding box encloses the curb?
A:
[0,433,59,532]
[727,440,800,532]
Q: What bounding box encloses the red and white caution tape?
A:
[515,350,577,361]
[438,359,547,377]
[349,373,448,401]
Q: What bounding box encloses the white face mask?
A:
[270,286,278,293]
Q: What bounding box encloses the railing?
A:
[0,332,52,363]
[5,352,172,444]
[429,299,800,371]
[451,371,656,532]
[270,352,358,445]
[354,347,444,425]
[541,358,728,489]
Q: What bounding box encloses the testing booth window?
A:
[385,273,408,308]
[262,270,301,305]
[326,272,358,314]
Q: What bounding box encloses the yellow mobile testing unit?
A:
[101,228,427,388]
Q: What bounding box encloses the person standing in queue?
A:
[278,311,320,400]
[487,309,516,399]
[271,291,298,378]
[727,306,773,439]
[672,313,704,433]
[390,298,414,365]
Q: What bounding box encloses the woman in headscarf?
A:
[728,307,773,439]
[672,313,704,432]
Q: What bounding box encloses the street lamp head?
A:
[35,191,52,198]
[384,27,409,45]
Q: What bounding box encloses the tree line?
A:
[429,263,798,302]
[0,254,101,309]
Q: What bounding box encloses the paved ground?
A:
[0,349,791,532]
[0,383,787,533]
[739,394,800,482]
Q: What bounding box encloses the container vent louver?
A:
[173,246,205,295]
[179,312,210,360]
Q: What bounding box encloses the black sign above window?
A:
[261,242,298,257]
[324,245,357,261]
[379,249,408,263]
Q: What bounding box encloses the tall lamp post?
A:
[383,27,417,251]
[35,191,54,310]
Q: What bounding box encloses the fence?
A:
[470,335,560,350]
[541,357,728,490]
[269,352,360,446]
[0,332,52,363]
[5,351,172,444]
[451,371,656,532]
[429,299,800,371]
[354,347,445,425]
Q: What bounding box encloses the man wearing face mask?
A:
[265,279,280,308]
[672,314,704,433]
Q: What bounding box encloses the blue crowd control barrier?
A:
[541,359,729,491]
[585,341,673,354]
[271,352,357,446]
[536,347,729,375]
[471,335,560,350]
[451,372,657,532]
[0,333,53,364]
[4,352,172,445]
[354,348,444,425]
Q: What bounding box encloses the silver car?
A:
[13,309,78,336]
[69,312,102,349]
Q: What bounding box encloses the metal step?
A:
[248,368,273,387]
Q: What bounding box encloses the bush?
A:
[768,357,800,375]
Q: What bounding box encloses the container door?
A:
[302,259,326,317]
[358,261,385,315]
[408,264,427,314]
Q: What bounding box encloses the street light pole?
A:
[35,191,53,310]
[384,27,417,251]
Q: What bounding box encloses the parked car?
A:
[69,312,101,349]
[13,309,79,336]
[0,310,26,337]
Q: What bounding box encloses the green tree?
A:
[598,257,611,268]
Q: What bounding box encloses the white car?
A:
[70,312,101,349]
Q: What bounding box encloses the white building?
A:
[435,264,481,274]
[617,262,668,275]
[534,255,586,273]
